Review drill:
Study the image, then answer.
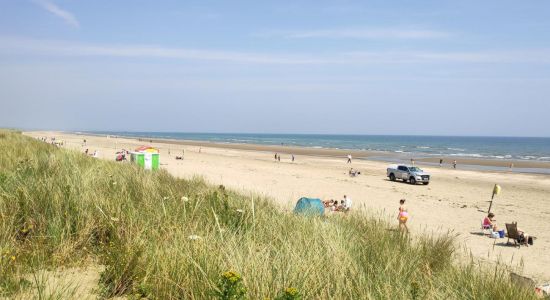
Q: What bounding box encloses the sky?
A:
[0,0,549,136]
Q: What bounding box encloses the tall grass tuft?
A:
[0,130,537,299]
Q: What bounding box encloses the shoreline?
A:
[73,131,550,174]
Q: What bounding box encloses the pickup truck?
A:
[387,165,430,185]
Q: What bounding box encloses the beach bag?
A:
[528,236,533,245]
[491,232,499,239]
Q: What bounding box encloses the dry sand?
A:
[26,131,550,284]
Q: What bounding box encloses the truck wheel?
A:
[389,173,396,181]
[409,177,416,185]
[423,182,429,185]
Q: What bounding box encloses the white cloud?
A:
[256,28,450,39]
[0,36,326,64]
[33,0,79,28]
[1,36,549,65]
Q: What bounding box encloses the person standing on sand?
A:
[277,154,281,162]
[343,195,352,211]
[439,158,443,167]
[274,153,278,160]
[398,199,409,233]
[411,158,415,166]
[292,154,295,162]
[453,160,457,169]
[347,154,352,164]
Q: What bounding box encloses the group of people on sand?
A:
[274,153,295,162]
[483,213,533,246]
[323,195,352,212]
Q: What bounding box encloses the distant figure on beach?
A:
[199,147,202,153]
[274,153,278,160]
[349,168,360,177]
[453,160,457,169]
[83,139,87,146]
[168,148,170,155]
[291,154,295,162]
[85,148,89,155]
[182,149,185,159]
[439,158,443,167]
[277,154,281,162]
[410,158,415,166]
[347,154,352,164]
[509,163,514,170]
[343,195,352,211]
[398,199,409,233]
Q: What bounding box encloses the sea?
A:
[90,132,550,163]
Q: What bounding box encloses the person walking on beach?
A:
[277,154,281,162]
[411,158,415,166]
[274,153,278,160]
[453,160,457,169]
[398,199,409,233]
[439,158,443,167]
[347,154,352,164]
[291,154,295,162]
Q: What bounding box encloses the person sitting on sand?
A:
[349,168,361,177]
[483,213,498,232]
[398,199,409,233]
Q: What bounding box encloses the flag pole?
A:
[487,184,500,214]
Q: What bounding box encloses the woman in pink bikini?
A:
[398,199,409,233]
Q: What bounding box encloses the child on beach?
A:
[398,199,409,233]
[347,154,352,164]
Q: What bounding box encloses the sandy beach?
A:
[26,131,550,283]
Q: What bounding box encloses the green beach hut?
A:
[131,146,160,170]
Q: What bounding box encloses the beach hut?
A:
[293,197,325,216]
[131,146,160,170]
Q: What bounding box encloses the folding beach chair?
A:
[505,222,524,248]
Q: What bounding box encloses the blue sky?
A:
[0,0,549,136]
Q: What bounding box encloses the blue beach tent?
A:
[293,197,325,216]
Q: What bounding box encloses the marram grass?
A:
[0,131,536,299]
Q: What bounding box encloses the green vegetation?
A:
[0,131,536,299]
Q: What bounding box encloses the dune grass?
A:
[0,130,537,299]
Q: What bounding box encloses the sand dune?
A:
[26,131,550,283]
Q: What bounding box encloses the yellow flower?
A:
[285,287,298,296]
[11,256,16,261]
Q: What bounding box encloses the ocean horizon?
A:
[86,131,550,163]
